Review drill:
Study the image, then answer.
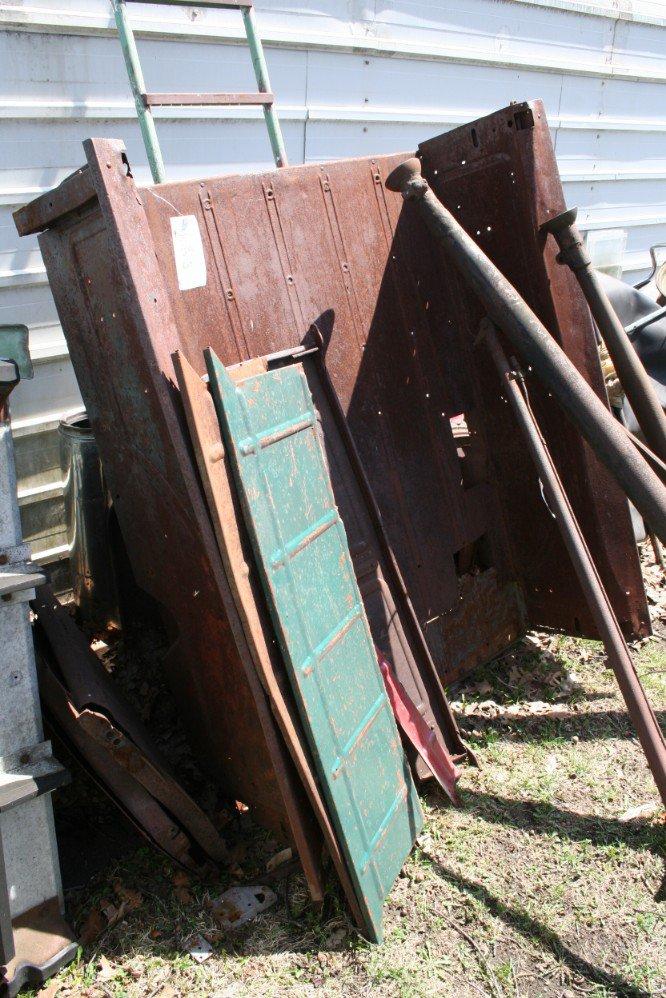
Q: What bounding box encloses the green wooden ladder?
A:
[111,0,288,183]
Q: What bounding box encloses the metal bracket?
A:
[0,326,33,383]
[0,742,69,814]
[0,544,44,603]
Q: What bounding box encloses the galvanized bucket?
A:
[59,413,118,632]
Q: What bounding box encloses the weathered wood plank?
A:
[14,167,96,237]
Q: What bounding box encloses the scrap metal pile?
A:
[13,100,666,943]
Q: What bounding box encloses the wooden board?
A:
[173,350,363,926]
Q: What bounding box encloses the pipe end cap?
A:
[540,206,579,235]
[385,157,424,194]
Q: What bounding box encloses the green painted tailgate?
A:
[205,351,422,942]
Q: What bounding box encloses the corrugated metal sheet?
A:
[2,0,666,558]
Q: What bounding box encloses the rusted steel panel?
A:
[417,101,649,639]
[206,353,422,943]
[35,652,214,876]
[137,155,525,679]
[15,104,649,833]
[30,138,325,901]
[14,166,95,237]
[438,571,524,685]
[131,109,644,663]
[32,585,226,867]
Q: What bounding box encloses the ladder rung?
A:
[143,92,273,107]
[124,0,251,8]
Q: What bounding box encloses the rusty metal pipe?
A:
[480,319,666,807]
[385,158,666,544]
[620,423,666,488]
[541,207,666,464]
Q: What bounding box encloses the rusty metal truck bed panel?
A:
[418,102,648,640]
[134,103,646,657]
[21,138,326,903]
[13,101,648,848]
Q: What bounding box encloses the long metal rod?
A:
[480,319,666,807]
[625,302,666,337]
[621,423,666,487]
[242,5,288,168]
[385,157,666,545]
[541,208,666,464]
[112,0,166,184]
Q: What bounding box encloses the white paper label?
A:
[170,215,207,291]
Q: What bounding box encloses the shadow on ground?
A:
[454,707,665,743]
[426,855,655,998]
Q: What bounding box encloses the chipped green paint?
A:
[206,351,422,942]
[111,0,288,180]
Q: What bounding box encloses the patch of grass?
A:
[41,547,666,997]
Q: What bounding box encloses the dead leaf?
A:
[229,842,247,865]
[171,870,192,904]
[619,801,661,822]
[266,847,292,873]
[97,955,116,983]
[79,907,105,946]
[113,880,143,911]
[204,928,226,945]
[37,980,62,998]
[326,927,347,947]
[214,808,233,828]
[100,900,121,924]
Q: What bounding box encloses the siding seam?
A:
[2,10,666,83]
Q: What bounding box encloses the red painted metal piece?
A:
[418,103,649,642]
[377,649,461,807]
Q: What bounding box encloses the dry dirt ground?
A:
[37,547,665,998]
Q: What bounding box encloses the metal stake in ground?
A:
[479,317,666,808]
[384,157,666,546]
[541,207,666,466]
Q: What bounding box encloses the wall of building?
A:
[1,0,665,563]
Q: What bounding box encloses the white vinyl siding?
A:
[1,0,665,558]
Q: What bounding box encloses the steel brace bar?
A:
[479,318,666,807]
